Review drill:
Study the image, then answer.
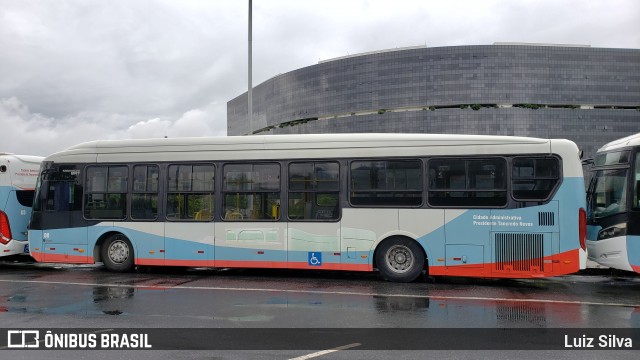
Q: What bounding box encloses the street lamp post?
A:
[248,0,253,135]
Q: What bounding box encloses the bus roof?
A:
[65,133,551,150]
[44,134,580,176]
[0,154,43,189]
[597,132,640,152]
[0,154,44,164]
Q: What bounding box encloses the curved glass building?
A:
[227,44,640,158]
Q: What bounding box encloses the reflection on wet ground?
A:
[0,260,638,329]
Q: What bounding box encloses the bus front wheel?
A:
[376,237,425,283]
[101,234,134,272]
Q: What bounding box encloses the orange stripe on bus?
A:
[29,251,92,264]
[429,248,581,278]
[134,258,372,272]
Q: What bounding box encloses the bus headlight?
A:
[597,223,627,240]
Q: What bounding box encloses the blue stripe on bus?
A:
[29,176,585,268]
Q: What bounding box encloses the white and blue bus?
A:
[0,153,43,257]
[586,133,640,274]
[28,134,586,282]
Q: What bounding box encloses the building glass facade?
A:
[227,44,640,159]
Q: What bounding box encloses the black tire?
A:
[376,237,425,282]
[101,234,134,272]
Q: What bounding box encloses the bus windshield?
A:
[590,169,628,219]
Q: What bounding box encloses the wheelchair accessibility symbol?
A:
[308,252,322,266]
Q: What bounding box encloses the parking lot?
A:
[0,260,638,359]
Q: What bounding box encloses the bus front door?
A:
[35,178,90,264]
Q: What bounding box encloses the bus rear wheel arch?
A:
[375,236,426,283]
[101,233,134,272]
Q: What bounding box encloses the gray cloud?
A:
[1,0,638,156]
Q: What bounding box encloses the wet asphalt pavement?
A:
[0,258,638,359]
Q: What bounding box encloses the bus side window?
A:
[15,190,35,208]
[132,165,159,221]
[223,163,280,221]
[288,162,339,221]
[166,164,214,221]
[428,158,505,207]
[46,181,75,211]
[512,157,559,201]
[350,160,422,207]
[84,166,128,220]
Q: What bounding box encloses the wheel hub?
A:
[108,240,129,264]
[386,245,413,273]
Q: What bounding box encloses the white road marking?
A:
[0,279,638,308]
[288,343,361,360]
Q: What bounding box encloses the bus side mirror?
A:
[636,180,640,208]
[39,181,48,201]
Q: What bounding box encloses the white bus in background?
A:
[0,153,43,257]
[28,134,586,282]
[586,133,640,274]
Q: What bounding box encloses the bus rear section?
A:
[586,133,640,274]
[0,154,43,257]
[415,140,586,278]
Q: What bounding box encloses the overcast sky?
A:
[1,0,638,156]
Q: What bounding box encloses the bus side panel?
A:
[489,202,558,276]
[425,180,584,278]
[556,177,587,254]
[0,236,29,255]
[30,227,90,263]
[287,222,345,271]
[3,190,31,242]
[556,176,587,273]
[629,203,640,273]
[1,155,40,256]
[27,229,44,261]
[444,209,490,275]
[340,208,398,272]
[0,187,30,255]
[214,222,287,268]
[426,207,559,278]
[401,209,445,270]
[165,222,213,267]
[627,235,640,273]
[89,223,166,266]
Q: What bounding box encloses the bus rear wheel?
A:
[101,234,134,272]
[376,237,425,283]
